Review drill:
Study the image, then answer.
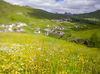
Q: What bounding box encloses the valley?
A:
[0,0,100,74]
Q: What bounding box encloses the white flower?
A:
[37,48,41,51]
[15,71,18,73]
[21,69,23,70]
[12,62,14,64]
[46,59,48,62]
[50,53,52,55]
[2,65,4,68]
[41,55,43,57]
[59,50,63,52]
[21,63,24,65]
[31,59,34,61]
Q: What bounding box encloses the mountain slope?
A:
[74,10,100,19]
[0,0,100,73]
[0,0,100,48]
[0,33,100,73]
[0,0,68,24]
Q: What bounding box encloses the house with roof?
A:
[1,24,7,32]
[17,28,24,32]
[46,24,49,27]
[8,23,14,32]
[53,26,64,30]
[34,30,40,34]
[44,29,50,32]
[49,30,65,35]
[15,22,27,27]
[56,31,65,35]
[44,32,49,36]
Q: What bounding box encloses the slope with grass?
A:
[0,0,68,24]
[0,0,100,73]
[0,33,100,74]
[74,10,100,19]
[0,0,100,48]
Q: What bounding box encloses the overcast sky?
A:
[4,0,100,14]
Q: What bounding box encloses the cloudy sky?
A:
[4,0,100,14]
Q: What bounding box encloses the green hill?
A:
[0,0,100,74]
[0,0,68,24]
[74,10,100,19]
[0,33,100,74]
[0,0,100,47]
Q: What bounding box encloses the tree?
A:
[88,32,100,48]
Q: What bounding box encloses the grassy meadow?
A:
[0,33,100,74]
[0,0,100,74]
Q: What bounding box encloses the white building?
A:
[46,24,49,27]
[34,30,40,34]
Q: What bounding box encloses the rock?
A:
[83,40,89,46]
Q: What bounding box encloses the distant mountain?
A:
[55,12,73,16]
[74,10,100,19]
[64,12,73,16]
[55,12,59,14]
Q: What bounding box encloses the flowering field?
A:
[0,33,100,74]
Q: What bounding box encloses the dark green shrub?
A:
[88,32,100,48]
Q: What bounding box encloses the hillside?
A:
[0,33,100,74]
[0,0,68,24]
[74,10,100,19]
[0,0,100,48]
[0,0,100,74]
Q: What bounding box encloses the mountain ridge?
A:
[74,10,100,19]
[0,0,69,20]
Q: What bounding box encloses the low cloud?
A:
[4,0,100,14]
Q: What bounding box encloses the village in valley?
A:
[0,22,66,36]
[0,17,88,37]
[0,22,27,32]
[0,17,71,34]
[0,0,100,74]
[0,11,88,37]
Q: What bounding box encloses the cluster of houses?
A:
[0,22,27,32]
[51,18,72,23]
[44,25,65,36]
[33,24,86,36]
[0,22,66,36]
[33,24,65,36]
[49,30,65,35]
[53,26,64,30]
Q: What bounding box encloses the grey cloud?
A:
[3,0,100,14]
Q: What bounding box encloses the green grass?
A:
[0,0,68,24]
[74,10,100,19]
[0,0,100,44]
[0,0,100,73]
[0,33,100,74]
